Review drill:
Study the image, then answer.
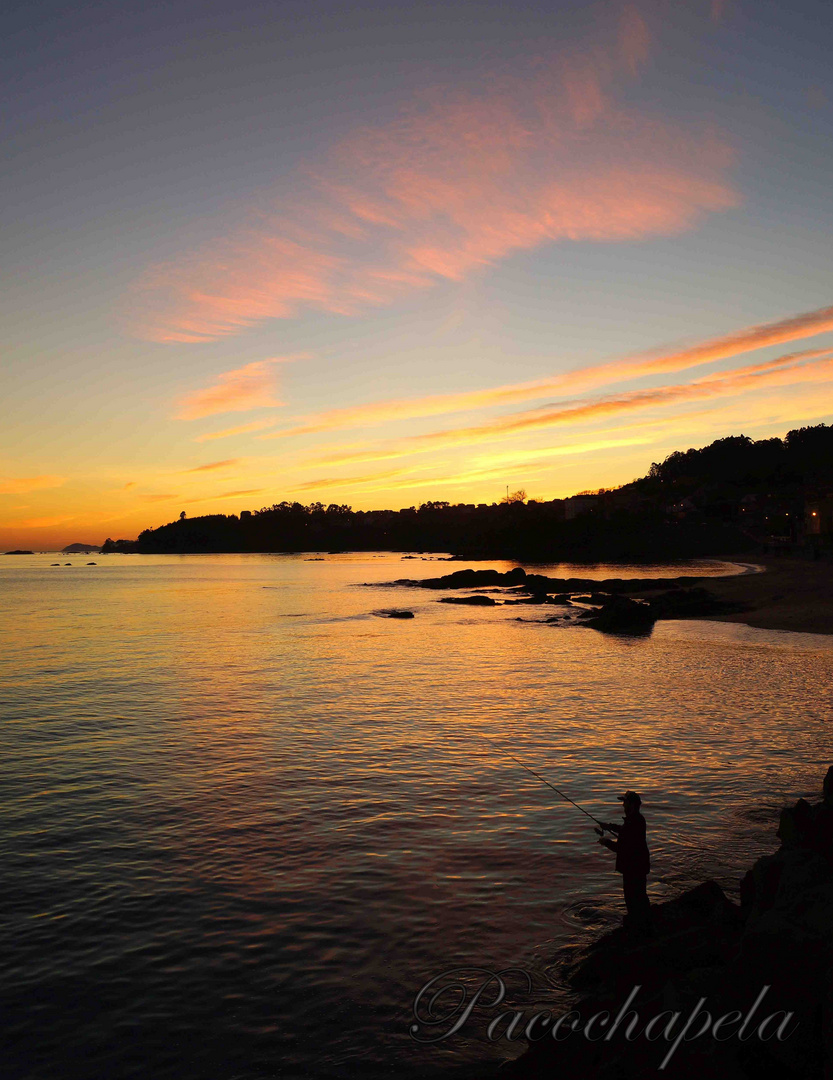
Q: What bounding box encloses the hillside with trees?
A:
[104,423,833,561]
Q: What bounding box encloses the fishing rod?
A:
[480,733,611,832]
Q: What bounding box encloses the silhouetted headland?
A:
[107,426,833,562]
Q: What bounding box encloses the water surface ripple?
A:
[1,553,831,1078]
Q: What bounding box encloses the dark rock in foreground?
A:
[499,767,833,1079]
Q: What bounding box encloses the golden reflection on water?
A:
[1,552,831,1079]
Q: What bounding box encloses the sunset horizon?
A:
[4,0,833,550]
[3,3,833,1078]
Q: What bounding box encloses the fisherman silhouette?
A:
[598,790,651,931]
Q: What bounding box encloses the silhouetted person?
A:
[599,790,651,931]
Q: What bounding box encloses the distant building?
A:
[564,494,600,520]
[666,496,696,519]
[806,495,833,535]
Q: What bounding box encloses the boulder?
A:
[437,594,497,606]
[579,595,657,634]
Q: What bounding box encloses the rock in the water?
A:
[4,549,34,554]
[579,595,656,633]
[373,608,415,619]
[438,594,497,606]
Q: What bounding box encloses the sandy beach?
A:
[681,556,833,635]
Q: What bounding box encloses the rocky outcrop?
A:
[577,595,657,634]
[500,768,833,1079]
[393,568,704,592]
[437,594,498,606]
[383,569,749,634]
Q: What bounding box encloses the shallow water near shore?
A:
[2,552,832,1079]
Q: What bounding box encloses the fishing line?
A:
[479,732,609,830]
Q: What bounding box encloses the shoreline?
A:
[659,555,833,636]
[388,552,833,636]
[10,547,830,635]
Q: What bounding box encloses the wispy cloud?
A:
[0,475,64,495]
[196,419,278,442]
[131,22,737,344]
[400,350,833,450]
[294,350,833,472]
[266,308,833,440]
[289,470,413,493]
[183,488,264,504]
[3,515,74,528]
[185,459,241,473]
[562,307,833,392]
[175,357,299,420]
[291,435,656,495]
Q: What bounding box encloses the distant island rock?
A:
[4,549,34,555]
[62,543,101,554]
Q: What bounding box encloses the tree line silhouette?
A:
[102,424,833,561]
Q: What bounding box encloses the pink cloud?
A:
[619,6,651,75]
[175,357,300,420]
[196,419,278,442]
[130,29,738,344]
[294,349,833,470]
[266,305,833,439]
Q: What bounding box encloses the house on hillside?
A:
[564,494,601,520]
[806,495,833,536]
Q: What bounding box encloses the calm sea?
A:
[2,552,832,1079]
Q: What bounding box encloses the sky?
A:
[2,0,833,548]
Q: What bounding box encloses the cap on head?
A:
[617,790,642,808]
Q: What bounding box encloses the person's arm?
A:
[599,835,618,851]
[601,821,621,833]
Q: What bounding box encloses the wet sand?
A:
[682,556,833,635]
